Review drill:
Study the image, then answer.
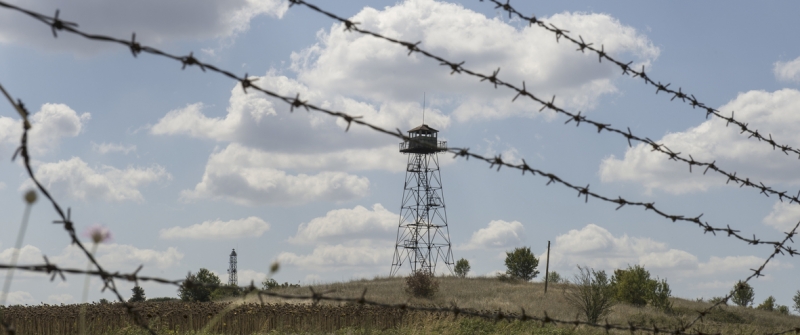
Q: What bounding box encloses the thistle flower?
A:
[84,225,112,244]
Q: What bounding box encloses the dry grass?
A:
[237,275,800,334]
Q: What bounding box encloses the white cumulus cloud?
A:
[600,89,800,194]
[458,220,525,250]
[160,216,270,240]
[0,103,90,156]
[0,291,36,305]
[291,0,658,121]
[0,0,288,54]
[47,294,74,304]
[762,201,800,233]
[277,241,393,269]
[774,56,800,83]
[289,204,397,244]
[180,144,369,206]
[91,142,137,155]
[28,157,170,202]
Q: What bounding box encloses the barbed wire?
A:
[1,250,800,335]
[482,0,800,162]
[0,0,795,269]
[0,2,798,334]
[0,83,156,335]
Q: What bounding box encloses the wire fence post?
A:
[544,240,550,294]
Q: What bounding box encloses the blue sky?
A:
[2,0,800,310]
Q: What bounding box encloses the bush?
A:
[793,290,800,313]
[211,283,243,300]
[405,270,439,298]
[454,258,470,278]
[756,296,776,311]
[610,265,655,307]
[729,281,754,307]
[178,268,220,302]
[147,297,178,302]
[128,286,146,303]
[546,271,563,284]
[708,296,728,305]
[504,247,539,281]
[777,305,790,315]
[650,278,673,312]
[261,278,279,290]
[564,265,616,323]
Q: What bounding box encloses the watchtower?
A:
[390,124,454,276]
[227,249,237,286]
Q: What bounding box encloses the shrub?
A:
[793,290,800,313]
[610,265,656,307]
[708,296,728,305]
[128,286,146,303]
[504,247,539,281]
[546,271,563,284]
[564,265,615,323]
[650,278,673,312]
[777,305,790,315]
[756,296,776,311]
[211,283,242,300]
[178,268,220,302]
[98,298,110,304]
[405,270,439,298]
[729,281,754,307]
[261,278,279,290]
[147,297,178,302]
[454,258,470,278]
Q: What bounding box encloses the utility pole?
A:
[544,241,550,294]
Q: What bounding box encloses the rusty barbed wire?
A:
[1,250,800,335]
[0,2,798,334]
[0,83,155,335]
[0,0,796,265]
[286,0,800,228]
[483,0,800,160]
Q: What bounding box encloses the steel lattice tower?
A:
[227,249,237,286]
[390,124,454,276]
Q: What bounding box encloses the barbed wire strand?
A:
[0,83,155,335]
[0,2,798,334]
[483,0,800,161]
[0,0,794,255]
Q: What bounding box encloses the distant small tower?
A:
[227,249,237,286]
[390,124,454,276]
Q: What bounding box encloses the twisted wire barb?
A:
[483,0,800,161]
[0,83,155,335]
[0,0,795,261]
[1,258,800,335]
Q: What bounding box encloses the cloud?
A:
[291,0,658,121]
[288,204,397,244]
[277,241,393,269]
[91,142,137,155]
[774,56,800,82]
[0,291,35,305]
[28,157,171,202]
[0,0,288,53]
[600,89,800,194]
[547,224,785,278]
[0,245,44,264]
[180,144,370,206]
[160,216,270,240]
[47,294,74,304]
[50,243,184,272]
[0,103,90,156]
[762,201,800,233]
[458,220,525,250]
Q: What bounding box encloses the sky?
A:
[1,0,800,311]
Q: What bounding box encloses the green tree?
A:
[793,290,800,313]
[546,271,563,284]
[730,281,754,307]
[261,278,279,290]
[777,305,790,315]
[454,258,470,278]
[610,265,656,307]
[211,283,242,301]
[128,286,146,303]
[178,268,220,302]
[504,247,539,281]
[756,296,776,311]
[564,266,616,323]
[650,278,673,312]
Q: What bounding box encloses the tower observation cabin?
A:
[399,124,447,154]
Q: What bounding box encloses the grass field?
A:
[2,276,799,334]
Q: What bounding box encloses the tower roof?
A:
[408,124,438,133]
[230,249,237,256]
